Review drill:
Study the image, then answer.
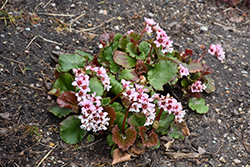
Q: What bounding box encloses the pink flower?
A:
[145,24,153,34]
[144,17,156,26]
[191,81,206,93]
[179,64,189,77]
[215,44,225,62]
[127,30,134,34]
[208,44,216,55]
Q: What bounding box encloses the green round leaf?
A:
[60,116,87,144]
[119,69,139,83]
[147,60,178,90]
[89,77,104,96]
[58,54,86,72]
[126,42,138,58]
[87,134,95,143]
[139,41,150,57]
[107,134,115,147]
[188,97,209,114]
[53,73,74,94]
[109,75,123,95]
[48,103,74,118]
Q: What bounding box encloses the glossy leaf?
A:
[169,127,184,139]
[57,91,78,113]
[147,60,178,90]
[53,73,74,94]
[103,46,113,62]
[60,116,87,144]
[87,134,95,142]
[113,50,136,68]
[99,33,115,47]
[138,126,158,147]
[110,61,120,73]
[119,35,130,50]
[156,113,175,135]
[110,102,123,112]
[101,98,111,106]
[58,54,86,72]
[188,97,209,114]
[129,32,142,42]
[139,41,150,58]
[114,112,128,130]
[48,103,74,118]
[203,75,215,93]
[126,42,138,58]
[89,77,104,96]
[119,69,139,83]
[107,134,115,146]
[128,114,146,132]
[181,78,190,88]
[114,33,123,41]
[112,125,137,150]
[187,61,203,73]
[76,50,93,62]
[109,75,123,95]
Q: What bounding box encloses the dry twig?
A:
[0,0,8,10]
[242,128,250,154]
[37,13,75,17]
[0,55,25,65]
[69,13,85,32]
[213,22,241,33]
[26,35,63,49]
[82,138,102,148]
[36,144,58,167]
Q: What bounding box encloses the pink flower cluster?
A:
[191,81,206,93]
[152,94,185,122]
[78,92,110,132]
[179,64,189,77]
[153,24,173,54]
[121,79,156,126]
[144,17,156,34]
[72,66,112,132]
[208,44,225,62]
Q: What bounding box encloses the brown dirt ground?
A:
[0,0,250,166]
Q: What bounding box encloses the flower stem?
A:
[155,108,164,122]
[122,101,135,133]
[108,88,126,105]
[197,51,207,63]
[147,44,154,60]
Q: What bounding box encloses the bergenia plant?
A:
[48,17,224,163]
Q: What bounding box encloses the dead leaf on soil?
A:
[127,145,145,157]
[198,146,206,155]
[0,112,10,120]
[229,16,244,23]
[165,152,200,159]
[175,121,190,136]
[160,135,173,142]
[164,140,174,152]
[112,148,131,165]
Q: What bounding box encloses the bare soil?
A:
[0,0,250,166]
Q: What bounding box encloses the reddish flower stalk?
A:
[155,108,164,122]
[197,51,208,63]
[146,44,154,60]
[108,88,126,105]
[122,101,135,133]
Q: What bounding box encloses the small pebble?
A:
[0,34,5,38]
[200,26,208,31]
[241,70,248,74]
[88,23,92,27]
[55,46,60,50]
[217,119,221,124]
[98,44,103,49]
[103,10,107,15]
[219,156,226,163]
[25,27,31,31]
[70,4,75,7]
[246,82,250,87]
[51,3,56,7]
[233,159,241,164]
[99,9,104,14]
[148,12,154,17]
[114,25,119,30]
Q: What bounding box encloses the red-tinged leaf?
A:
[99,33,115,47]
[113,50,136,68]
[103,106,116,131]
[201,64,214,75]
[91,54,100,67]
[135,59,148,76]
[138,126,158,147]
[187,61,203,73]
[112,125,137,151]
[185,49,193,56]
[57,91,78,113]
[48,88,60,97]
